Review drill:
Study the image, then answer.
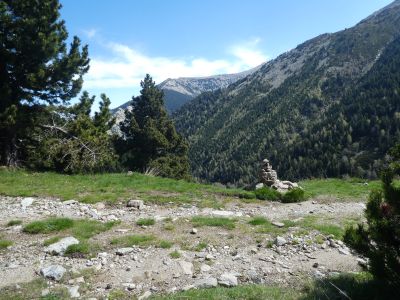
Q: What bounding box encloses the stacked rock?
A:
[258,159,299,193]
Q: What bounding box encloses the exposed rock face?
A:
[259,159,299,192]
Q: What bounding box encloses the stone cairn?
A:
[258,159,299,193]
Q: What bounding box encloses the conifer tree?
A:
[117,74,190,180]
[0,0,89,166]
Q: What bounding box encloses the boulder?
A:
[275,236,287,246]
[40,265,66,281]
[44,237,79,256]
[127,199,144,209]
[218,273,238,287]
[195,277,218,288]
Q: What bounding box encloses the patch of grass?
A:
[300,178,381,201]
[0,239,12,249]
[111,234,155,247]
[237,191,257,199]
[158,240,173,249]
[23,218,118,240]
[302,272,398,300]
[23,218,74,234]
[194,241,208,252]
[163,223,175,231]
[0,169,249,205]
[295,215,346,239]
[281,188,306,203]
[254,187,281,201]
[6,219,22,226]
[43,236,62,246]
[64,242,90,257]
[248,216,270,226]
[191,216,236,230]
[151,284,300,300]
[169,250,181,259]
[136,218,155,226]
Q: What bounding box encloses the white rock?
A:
[211,210,243,217]
[195,277,218,288]
[63,200,78,205]
[200,264,211,272]
[338,248,350,255]
[44,236,79,256]
[138,291,152,300]
[21,197,34,208]
[191,228,198,234]
[40,265,66,281]
[178,260,193,276]
[127,200,144,209]
[271,221,285,228]
[116,248,134,256]
[218,273,238,287]
[275,236,287,246]
[255,183,264,190]
[68,286,80,298]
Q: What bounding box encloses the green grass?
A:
[6,219,22,226]
[136,218,156,226]
[0,239,13,249]
[169,250,181,259]
[43,236,62,246]
[158,240,173,249]
[254,187,282,201]
[151,285,300,300]
[0,169,246,204]
[300,178,381,200]
[248,216,270,225]
[111,234,155,247]
[194,241,208,251]
[23,218,74,234]
[23,218,118,240]
[191,216,237,230]
[64,242,90,257]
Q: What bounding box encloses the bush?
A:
[254,187,281,201]
[23,218,74,234]
[136,218,155,226]
[281,188,306,203]
[344,144,400,285]
[238,191,257,199]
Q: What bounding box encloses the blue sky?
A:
[60,0,393,109]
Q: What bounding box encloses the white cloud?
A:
[83,28,98,39]
[83,38,268,90]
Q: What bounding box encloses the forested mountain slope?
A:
[174,1,400,185]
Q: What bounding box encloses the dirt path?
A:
[0,196,366,299]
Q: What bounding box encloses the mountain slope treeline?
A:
[173,1,400,186]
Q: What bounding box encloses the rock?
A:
[127,171,133,176]
[250,248,258,254]
[40,265,66,281]
[357,258,368,267]
[255,183,264,190]
[63,200,78,205]
[138,291,152,300]
[44,236,79,256]
[259,159,298,191]
[218,273,238,287]
[191,228,198,234]
[205,254,214,260]
[116,247,134,256]
[122,283,136,291]
[248,269,263,283]
[211,210,243,217]
[200,264,211,272]
[182,285,195,291]
[275,236,287,246]
[41,289,50,297]
[68,286,80,298]
[94,202,106,210]
[178,260,193,276]
[338,248,350,255]
[127,199,144,209]
[21,197,34,208]
[195,277,218,288]
[271,221,285,228]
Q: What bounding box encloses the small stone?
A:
[41,289,50,297]
[357,258,368,267]
[40,265,66,281]
[178,260,193,276]
[255,183,264,190]
[123,283,136,291]
[195,277,218,288]
[275,236,287,246]
[68,286,80,298]
[44,236,79,256]
[127,199,144,209]
[63,200,78,205]
[338,248,350,255]
[250,248,258,254]
[200,264,211,272]
[190,228,198,234]
[116,247,134,256]
[127,171,133,176]
[21,197,34,208]
[182,285,195,291]
[218,273,238,287]
[205,254,214,260]
[138,291,152,300]
[105,283,112,290]
[271,221,285,228]
[312,262,319,268]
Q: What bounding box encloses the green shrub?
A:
[248,216,270,226]
[136,218,155,226]
[344,144,400,285]
[158,240,173,249]
[169,250,181,259]
[254,187,281,201]
[0,239,12,249]
[281,188,306,203]
[238,191,256,199]
[191,216,236,230]
[6,220,22,226]
[111,235,155,247]
[23,218,74,234]
[64,243,90,257]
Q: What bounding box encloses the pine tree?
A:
[117,74,190,180]
[344,144,400,285]
[0,0,89,166]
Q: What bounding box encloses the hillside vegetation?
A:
[174,1,400,185]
